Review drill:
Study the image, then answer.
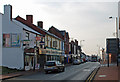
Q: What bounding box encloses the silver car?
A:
[44,61,65,73]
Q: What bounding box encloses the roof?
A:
[15,16,46,35]
[38,26,63,41]
[15,16,62,41]
[48,26,64,40]
[13,19,42,35]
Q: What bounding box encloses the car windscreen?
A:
[45,62,56,66]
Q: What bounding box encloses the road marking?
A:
[48,74,60,79]
[92,66,97,68]
[83,69,90,71]
[89,70,96,81]
[86,68,98,82]
[99,75,106,77]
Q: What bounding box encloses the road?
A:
[8,62,100,80]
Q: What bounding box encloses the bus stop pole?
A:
[108,53,109,67]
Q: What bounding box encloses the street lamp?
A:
[97,45,101,58]
[80,40,85,47]
[109,16,119,38]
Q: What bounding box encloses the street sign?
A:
[106,38,119,54]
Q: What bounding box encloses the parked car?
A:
[44,61,65,74]
[80,59,84,63]
[73,59,81,65]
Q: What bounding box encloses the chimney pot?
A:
[37,21,43,28]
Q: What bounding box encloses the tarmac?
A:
[1,61,120,81]
[0,63,72,80]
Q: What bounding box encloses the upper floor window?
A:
[25,32,29,40]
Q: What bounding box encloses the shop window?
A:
[47,55,51,61]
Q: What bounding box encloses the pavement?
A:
[0,63,73,80]
[93,61,120,81]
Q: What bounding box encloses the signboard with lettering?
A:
[11,33,21,47]
[106,38,119,54]
[36,37,41,41]
[3,34,11,47]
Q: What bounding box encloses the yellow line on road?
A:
[86,69,97,82]
[86,71,94,82]
[89,70,96,82]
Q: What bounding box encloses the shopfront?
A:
[24,48,35,70]
[39,47,63,68]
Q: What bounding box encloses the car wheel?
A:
[45,71,48,74]
[62,68,65,72]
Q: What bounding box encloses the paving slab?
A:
[94,66,119,80]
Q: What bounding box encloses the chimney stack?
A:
[37,21,43,28]
[26,15,33,24]
[4,5,12,21]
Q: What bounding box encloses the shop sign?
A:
[39,41,45,45]
[106,38,119,54]
[3,33,21,47]
[36,37,41,41]
[11,33,21,47]
[35,64,40,69]
[39,49,46,54]
[25,53,34,55]
[24,48,35,55]
[3,34,11,47]
[25,66,30,71]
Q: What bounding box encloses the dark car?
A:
[44,61,65,74]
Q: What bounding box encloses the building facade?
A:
[0,13,2,66]
[48,26,69,63]
[2,5,24,69]
[69,40,82,62]
[38,27,64,68]
[14,17,43,70]
[2,5,43,70]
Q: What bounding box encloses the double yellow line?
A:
[86,68,99,82]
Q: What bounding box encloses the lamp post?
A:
[80,40,85,47]
[97,45,101,59]
[109,16,119,38]
[80,40,85,60]
[109,16,119,66]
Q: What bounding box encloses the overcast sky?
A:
[0,0,120,56]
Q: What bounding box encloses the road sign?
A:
[106,38,119,54]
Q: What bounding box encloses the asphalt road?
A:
[8,62,100,80]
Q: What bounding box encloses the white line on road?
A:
[48,74,60,79]
[83,69,91,71]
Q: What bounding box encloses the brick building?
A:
[48,26,70,63]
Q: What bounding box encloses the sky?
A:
[0,0,120,56]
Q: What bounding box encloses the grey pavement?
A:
[8,62,100,80]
